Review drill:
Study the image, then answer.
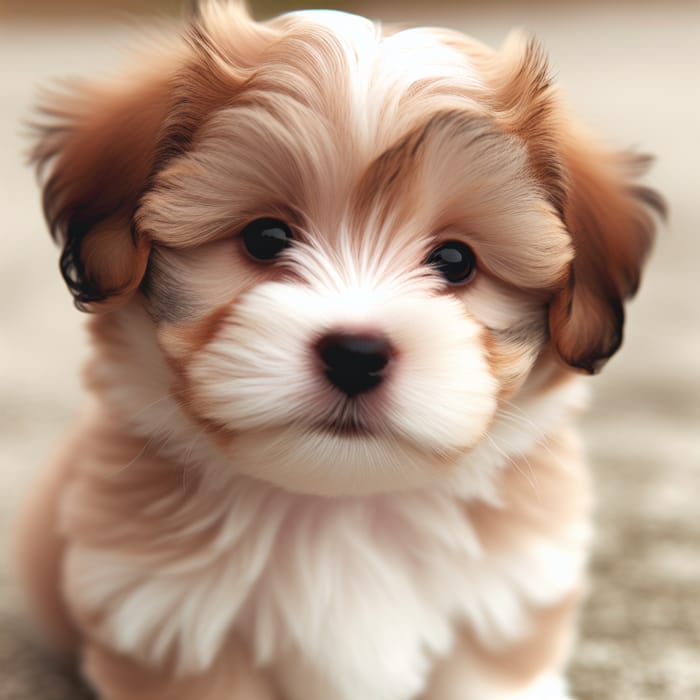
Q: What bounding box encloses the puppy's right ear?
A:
[31,53,182,311]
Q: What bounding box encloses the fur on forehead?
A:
[139,7,572,294]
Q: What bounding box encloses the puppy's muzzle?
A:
[316,332,393,397]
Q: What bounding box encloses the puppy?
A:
[16,2,663,699]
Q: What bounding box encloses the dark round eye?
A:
[426,241,477,284]
[241,218,293,261]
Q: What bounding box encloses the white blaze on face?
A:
[280,10,486,158]
[187,236,498,496]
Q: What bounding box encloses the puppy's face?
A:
[34,5,662,496]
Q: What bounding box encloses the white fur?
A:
[65,455,586,700]
[425,670,573,700]
[46,9,598,699]
[63,302,589,700]
[189,274,497,495]
[286,10,485,158]
[513,675,575,700]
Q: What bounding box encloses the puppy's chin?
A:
[208,424,471,497]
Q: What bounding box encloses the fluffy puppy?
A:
[17,2,663,699]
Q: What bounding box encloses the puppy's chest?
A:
[65,478,582,700]
[237,494,467,700]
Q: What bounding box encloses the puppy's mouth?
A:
[313,416,375,437]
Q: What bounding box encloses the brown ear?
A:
[32,4,271,312]
[548,132,665,373]
[482,32,665,373]
[32,55,181,311]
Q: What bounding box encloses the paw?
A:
[511,674,575,700]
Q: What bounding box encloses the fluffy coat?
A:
[16,3,662,699]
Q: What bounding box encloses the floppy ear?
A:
[484,32,665,373]
[32,4,272,312]
[32,56,181,311]
[548,136,665,372]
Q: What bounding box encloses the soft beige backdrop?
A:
[1,2,699,698]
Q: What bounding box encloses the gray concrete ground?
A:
[1,2,699,698]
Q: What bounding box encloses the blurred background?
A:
[1,1,698,698]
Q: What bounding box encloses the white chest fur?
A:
[64,463,587,700]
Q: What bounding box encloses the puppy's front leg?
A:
[83,638,279,700]
[422,593,580,700]
[14,427,85,654]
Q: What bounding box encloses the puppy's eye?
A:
[426,241,477,284]
[241,218,293,261]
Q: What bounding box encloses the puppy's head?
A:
[33,3,663,495]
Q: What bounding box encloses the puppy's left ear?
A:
[486,33,665,373]
[548,129,665,373]
[31,56,181,311]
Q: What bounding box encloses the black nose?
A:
[316,332,393,397]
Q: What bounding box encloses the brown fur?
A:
[32,58,178,309]
[14,433,82,654]
[549,140,665,372]
[469,31,664,373]
[83,638,278,700]
[20,5,661,699]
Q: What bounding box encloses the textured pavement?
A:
[1,3,699,698]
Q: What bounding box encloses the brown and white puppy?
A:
[17,2,663,699]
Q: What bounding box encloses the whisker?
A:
[497,401,561,463]
[497,401,544,435]
[115,403,183,475]
[181,428,207,494]
[485,433,541,500]
[127,391,181,423]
